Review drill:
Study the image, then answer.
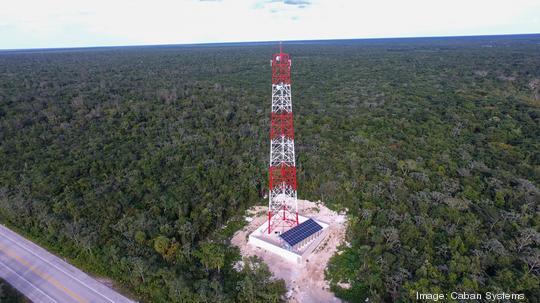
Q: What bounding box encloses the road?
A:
[0,224,136,303]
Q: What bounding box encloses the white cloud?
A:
[0,0,539,49]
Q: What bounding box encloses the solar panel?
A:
[279,219,322,247]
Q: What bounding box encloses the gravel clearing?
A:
[231,199,347,303]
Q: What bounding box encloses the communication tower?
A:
[268,43,298,234]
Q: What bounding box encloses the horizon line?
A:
[1,32,539,52]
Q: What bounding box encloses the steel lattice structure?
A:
[268,43,298,234]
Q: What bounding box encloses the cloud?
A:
[1,0,539,49]
[284,0,311,5]
[255,0,312,9]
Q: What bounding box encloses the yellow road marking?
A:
[0,243,89,303]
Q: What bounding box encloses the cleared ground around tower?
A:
[231,199,347,303]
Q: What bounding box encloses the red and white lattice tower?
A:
[268,43,298,234]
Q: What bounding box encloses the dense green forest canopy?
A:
[0,35,539,302]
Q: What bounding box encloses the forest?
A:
[0,35,539,302]
[0,278,27,302]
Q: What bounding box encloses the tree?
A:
[153,235,170,257]
[236,256,286,303]
[196,242,225,273]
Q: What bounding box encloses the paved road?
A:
[0,224,136,303]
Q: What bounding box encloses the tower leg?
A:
[268,211,272,234]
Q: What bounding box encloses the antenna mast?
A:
[268,42,298,234]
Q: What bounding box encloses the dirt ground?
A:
[231,199,347,303]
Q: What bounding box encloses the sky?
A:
[1,0,539,49]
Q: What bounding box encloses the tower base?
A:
[248,215,329,264]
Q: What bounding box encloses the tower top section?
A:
[271,42,291,85]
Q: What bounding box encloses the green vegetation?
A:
[1,35,539,302]
[0,278,28,302]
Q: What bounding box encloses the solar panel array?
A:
[279,218,322,247]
